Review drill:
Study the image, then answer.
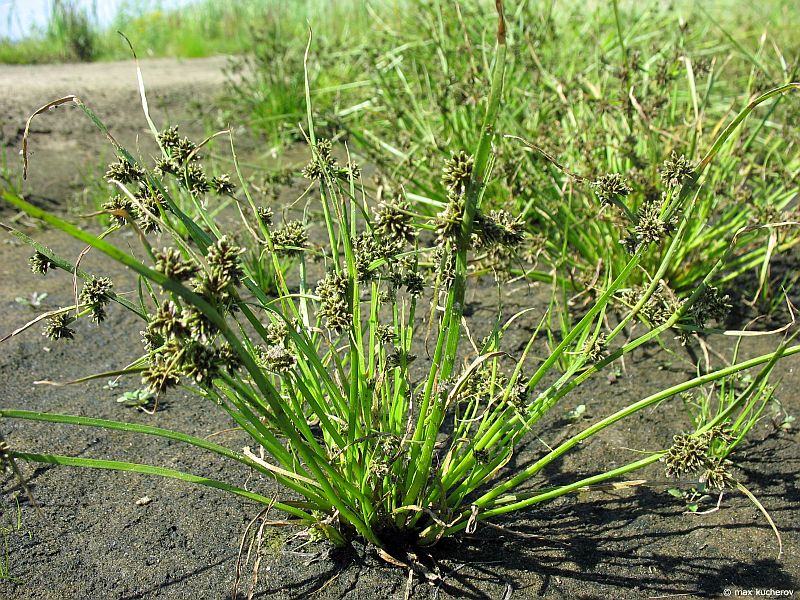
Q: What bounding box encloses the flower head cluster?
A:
[180,163,209,196]
[102,195,135,228]
[632,197,676,246]
[474,209,526,250]
[442,150,474,191]
[266,320,289,346]
[257,344,296,373]
[373,196,416,245]
[42,312,75,341]
[582,332,608,363]
[302,138,338,180]
[688,286,731,329]
[663,426,735,487]
[141,299,239,392]
[153,247,198,281]
[157,126,199,165]
[592,173,631,208]
[272,221,308,256]
[663,432,711,478]
[700,458,735,491]
[435,190,465,244]
[316,271,352,333]
[79,276,113,323]
[211,174,236,196]
[352,233,384,283]
[660,152,694,188]
[205,236,245,289]
[256,206,274,228]
[389,255,425,297]
[432,245,456,289]
[134,185,168,233]
[105,157,145,185]
[102,184,168,234]
[30,252,54,275]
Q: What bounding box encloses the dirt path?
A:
[1,56,234,208]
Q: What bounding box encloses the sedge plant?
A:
[1,3,799,556]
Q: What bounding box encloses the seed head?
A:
[211,174,236,196]
[140,328,165,353]
[179,340,221,384]
[142,354,180,393]
[302,138,338,180]
[582,333,608,363]
[206,235,244,287]
[660,152,694,188]
[272,221,308,256]
[375,324,395,344]
[154,157,180,176]
[172,137,198,164]
[700,458,735,490]
[432,245,456,289]
[80,276,113,323]
[592,173,631,207]
[688,286,731,329]
[258,344,296,373]
[182,305,216,343]
[181,163,209,196]
[266,320,289,346]
[105,158,145,185]
[256,206,274,228]
[338,161,361,180]
[663,433,711,478]
[316,271,352,333]
[391,255,425,297]
[149,300,186,339]
[633,199,674,245]
[217,343,242,373]
[373,196,416,245]
[435,190,465,244]
[43,312,75,340]
[30,252,54,275]
[102,195,135,228]
[154,247,198,281]
[157,125,181,150]
[474,210,526,249]
[442,150,474,191]
[353,233,382,283]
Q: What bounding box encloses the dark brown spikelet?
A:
[592,173,631,207]
[30,252,54,275]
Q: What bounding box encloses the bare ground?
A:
[0,57,799,600]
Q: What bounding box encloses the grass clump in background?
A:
[0,0,338,63]
[229,0,800,316]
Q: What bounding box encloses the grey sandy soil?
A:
[0,56,234,207]
[1,58,799,599]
